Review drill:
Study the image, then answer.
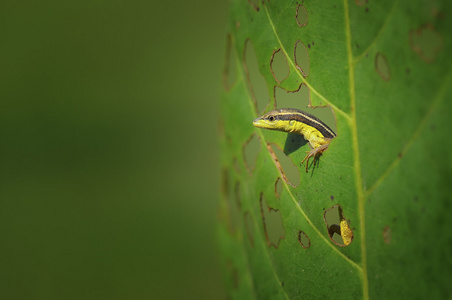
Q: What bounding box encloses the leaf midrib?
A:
[342,0,369,299]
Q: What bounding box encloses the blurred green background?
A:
[0,1,227,299]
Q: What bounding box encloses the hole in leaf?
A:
[221,168,230,198]
[275,83,336,130]
[275,177,283,199]
[228,181,242,230]
[260,193,285,248]
[383,225,392,244]
[267,143,300,188]
[375,52,391,81]
[232,156,241,174]
[243,133,261,174]
[409,24,443,62]
[223,33,237,91]
[234,181,241,210]
[294,40,310,77]
[298,230,310,248]
[296,5,308,27]
[283,132,308,156]
[244,211,254,247]
[226,260,239,290]
[222,168,241,233]
[270,48,290,84]
[274,83,310,109]
[244,39,270,113]
[324,204,354,247]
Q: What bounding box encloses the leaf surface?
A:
[219,1,452,299]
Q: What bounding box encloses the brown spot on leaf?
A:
[354,0,368,6]
[226,261,239,290]
[375,52,391,81]
[409,24,443,63]
[248,0,260,11]
[383,225,392,244]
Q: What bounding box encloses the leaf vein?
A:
[365,70,452,198]
[353,0,399,64]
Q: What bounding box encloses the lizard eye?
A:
[268,115,275,122]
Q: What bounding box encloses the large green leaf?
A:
[219,0,452,299]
